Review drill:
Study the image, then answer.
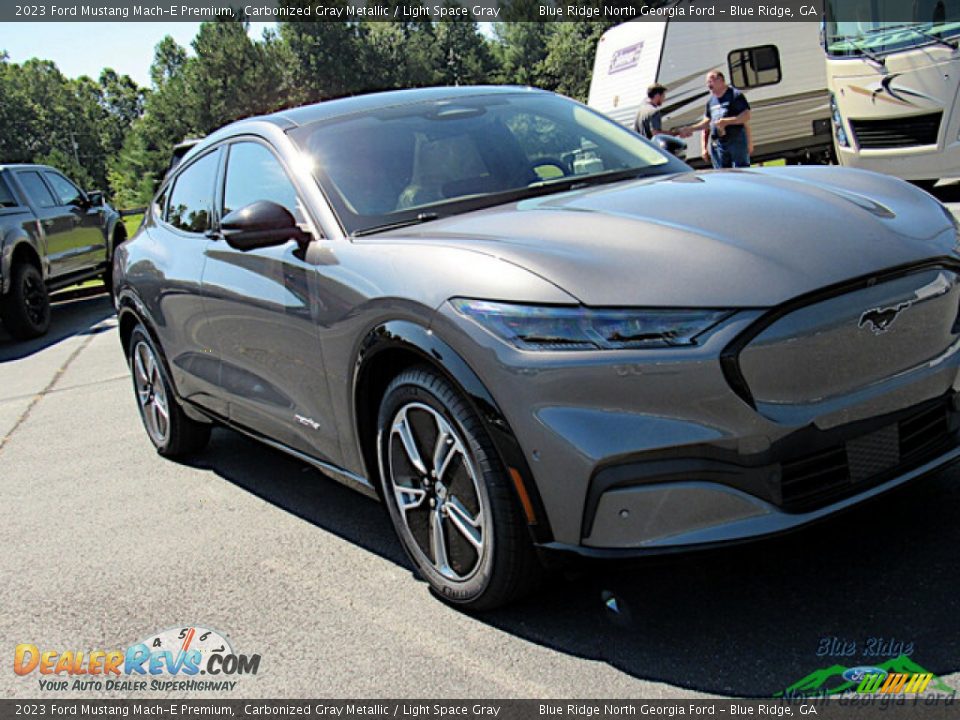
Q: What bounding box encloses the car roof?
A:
[0,164,59,172]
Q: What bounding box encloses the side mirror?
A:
[87,191,105,207]
[220,200,310,251]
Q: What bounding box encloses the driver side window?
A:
[43,172,84,207]
[223,142,305,224]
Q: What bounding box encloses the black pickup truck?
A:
[0,164,125,339]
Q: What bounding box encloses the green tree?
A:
[107,37,194,207]
[491,21,550,86]
[187,18,286,133]
[279,12,367,102]
[538,19,616,100]
[433,16,497,86]
[98,68,146,156]
[150,36,188,87]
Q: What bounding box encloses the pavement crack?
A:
[0,374,128,404]
[0,331,100,454]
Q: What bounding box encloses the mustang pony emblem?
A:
[859,302,912,334]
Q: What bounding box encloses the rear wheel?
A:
[377,366,542,610]
[1,262,50,339]
[129,324,210,457]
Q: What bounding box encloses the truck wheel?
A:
[102,228,124,301]
[1,263,50,339]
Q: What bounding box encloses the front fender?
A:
[353,319,554,543]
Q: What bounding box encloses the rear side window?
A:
[43,172,84,206]
[166,151,219,233]
[0,177,18,208]
[17,171,57,209]
[223,142,304,222]
[728,45,782,89]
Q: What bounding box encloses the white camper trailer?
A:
[588,21,833,166]
[824,1,960,186]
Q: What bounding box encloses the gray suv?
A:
[115,87,960,609]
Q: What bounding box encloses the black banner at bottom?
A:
[4,699,960,720]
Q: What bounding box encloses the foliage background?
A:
[0,14,618,208]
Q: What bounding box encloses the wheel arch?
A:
[116,297,212,426]
[107,216,128,260]
[353,320,554,544]
[1,237,43,297]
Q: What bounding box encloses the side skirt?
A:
[183,399,379,500]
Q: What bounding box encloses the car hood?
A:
[372,167,958,307]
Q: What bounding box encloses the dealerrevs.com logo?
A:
[14,626,261,692]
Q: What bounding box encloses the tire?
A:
[102,230,122,301]
[1,262,50,339]
[377,366,542,610]
[101,262,114,299]
[128,324,211,458]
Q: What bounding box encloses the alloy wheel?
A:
[132,340,170,446]
[386,402,488,581]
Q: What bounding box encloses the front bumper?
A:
[578,398,960,550]
[835,140,960,181]
[433,263,960,551]
[540,440,960,559]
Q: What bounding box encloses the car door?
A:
[201,138,338,460]
[12,170,82,277]
[140,148,225,416]
[42,170,107,272]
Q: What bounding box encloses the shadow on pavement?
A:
[187,426,960,697]
[0,289,115,362]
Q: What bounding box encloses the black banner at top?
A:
[0,0,923,23]
[3,0,952,22]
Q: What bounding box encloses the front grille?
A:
[781,402,954,512]
[850,112,941,149]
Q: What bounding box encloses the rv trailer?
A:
[588,20,833,166]
[825,1,960,186]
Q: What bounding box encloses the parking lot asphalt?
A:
[2,187,960,699]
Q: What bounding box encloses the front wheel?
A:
[1,262,50,339]
[377,366,541,610]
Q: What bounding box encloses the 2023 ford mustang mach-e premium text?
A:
[116,87,960,609]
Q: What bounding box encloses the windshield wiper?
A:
[849,37,886,67]
[354,212,439,237]
[527,168,649,191]
[906,25,959,49]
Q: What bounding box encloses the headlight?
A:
[450,299,732,351]
[830,93,850,148]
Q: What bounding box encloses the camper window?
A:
[728,45,782,89]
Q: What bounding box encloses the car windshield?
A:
[825,0,960,56]
[288,92,682,235]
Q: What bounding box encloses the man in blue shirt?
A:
[680,70,752,168]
